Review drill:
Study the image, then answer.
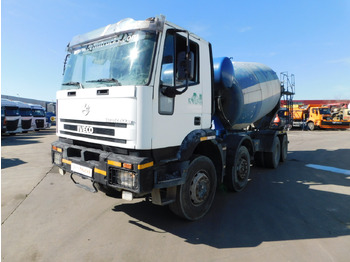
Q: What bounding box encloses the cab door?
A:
[152,27,211,149]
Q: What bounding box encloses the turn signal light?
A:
[123,163,133,169]
[52,146,62,152]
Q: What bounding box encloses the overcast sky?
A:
[2,0,350,101]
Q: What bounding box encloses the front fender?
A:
[176,129,216,161]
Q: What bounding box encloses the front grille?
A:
[63,124,115,136]
[35,119,44,128]
[60,131,127,144]
[60,118,127,128]
[6,119,19,131]
[22,119,32,129]
[60,118,127,145]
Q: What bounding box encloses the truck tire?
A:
[307,121,314,131]
[280,135,288,162]
[265,136,280,168]
[225,146,251,192]
[169,156,217,221]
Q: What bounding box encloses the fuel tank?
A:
[213,57,281,130]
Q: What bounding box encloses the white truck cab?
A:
[52,16,288,220]
[1,99,21,135]
[56,16,211,150]
[15,101,34,133]
[30,104,47,131]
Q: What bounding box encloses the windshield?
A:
[4,107,20,116]
[62,31,157,89]
[32,109,45,117]
[319,108,331,115]
[20,108,33,116]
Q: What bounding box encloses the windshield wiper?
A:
[62,81,84,89]
[86,78,121,86]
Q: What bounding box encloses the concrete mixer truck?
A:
[51,15,288,220]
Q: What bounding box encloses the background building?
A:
[1,95,56,114]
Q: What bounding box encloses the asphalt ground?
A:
[1,128,350,262]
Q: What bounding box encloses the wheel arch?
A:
[193,140,225,184]
[176,129,225,184]
[278,132,288,144]
[224,134,255,162]
[240,137,254,158]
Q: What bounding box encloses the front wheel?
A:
[307,121,315,131]
[225,146,251,192]
[169,156,217,221]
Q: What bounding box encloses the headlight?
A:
[118,170,137,188]
[109,167,138,190]
[53,152,62,165]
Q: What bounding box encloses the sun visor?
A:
[68,15,165,51]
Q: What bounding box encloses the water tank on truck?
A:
[213,57,281,130]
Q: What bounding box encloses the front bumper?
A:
[51,141,154,194]
[320,121,350,129]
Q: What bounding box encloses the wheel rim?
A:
[190,171,210,205]
[237,157,249,182]
[308,122,314,130]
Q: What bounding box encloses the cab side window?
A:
[159,30,199,115]
[160,33,175,86]
[174,34,199,85]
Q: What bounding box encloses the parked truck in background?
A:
[30,104,48,131]
[1,99,21,135]
[341,108,350,121]
[15,101,34,133]
[51,16,289,220]
[1,106,5,134]
[330,103,350,122]
[292,104,350,130]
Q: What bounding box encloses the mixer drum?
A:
[213,57,281,130]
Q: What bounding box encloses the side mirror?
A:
[177,51,194,81]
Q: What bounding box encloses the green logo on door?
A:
[188,93,202,105]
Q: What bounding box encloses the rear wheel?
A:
[225,146,251,192]
[169,156,217,221]
[280,135,288,162]
[265,136,280,169]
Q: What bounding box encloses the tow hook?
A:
[70,173,98,193]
